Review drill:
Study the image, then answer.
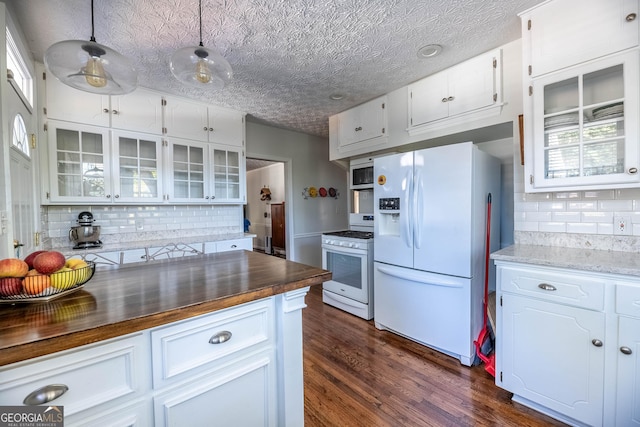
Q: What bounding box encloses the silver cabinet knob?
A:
[620,346,633,355]
[209,127,213,131]
[103,108,109,113]
[354,126,362,131]
[23,384,68,405]
[106,194,111,198]
[203,126,208,131]
[441,98,448,103]
[628,167,638,174]
[592,339,603,347]
[448,96,455,101]
[209,331,232,344]
[626,13,637,22]
[112,109,119,115]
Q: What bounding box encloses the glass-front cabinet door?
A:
[166,139,208,203]
[47,121,112,203]
[111,131,163,203]
[211,146,244,203]
[531,50,639,190]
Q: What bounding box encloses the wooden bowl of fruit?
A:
[0,251,96,302]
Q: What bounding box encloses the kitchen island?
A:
[0,251,331,426]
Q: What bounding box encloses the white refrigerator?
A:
[373,141,500,366]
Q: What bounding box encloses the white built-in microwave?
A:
[350,157,374,189]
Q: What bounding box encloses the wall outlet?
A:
[614,216,631,235]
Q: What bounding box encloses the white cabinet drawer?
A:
[616,281,640,318]
[151,299,274,388]
[0,334,147,417]
[215,238,252,252]
[499,265,605,311]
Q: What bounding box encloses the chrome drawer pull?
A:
[620,346,633,355]
[209,331,232,344]
[592,339,603,347]
[23,384,69,405]
[538,283,557,291]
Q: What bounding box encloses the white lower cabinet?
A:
[0,333,151,426]
[153,350,276,426]
[500,293,605,426]
[151,298,276,426]
[496,262,640,426]
[0,290,307,426]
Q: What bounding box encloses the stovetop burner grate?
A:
[323,230,373,239]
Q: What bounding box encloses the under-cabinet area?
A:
[492,246,640,427]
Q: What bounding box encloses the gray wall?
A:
[246,122,349,267]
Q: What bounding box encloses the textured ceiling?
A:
[5,0,544,138]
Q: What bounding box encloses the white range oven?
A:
[321,230,374,320]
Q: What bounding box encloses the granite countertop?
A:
[0,251,330,366]
[55,233,256,257]
[491,244,640,277]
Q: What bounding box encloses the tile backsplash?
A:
[514,188,640,236]
[44,205,243,248]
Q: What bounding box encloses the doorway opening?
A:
[246,158,287,259]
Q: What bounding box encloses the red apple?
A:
[0,258,29,278]
[24,251,47,269]
[0,277,23,296]
[33,251,66,275]
[23,270,50,295]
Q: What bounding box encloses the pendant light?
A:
[170,0,232,90]
[43,0,137,95]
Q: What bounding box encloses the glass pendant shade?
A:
[170,45,232,90]
[44,39,137,95]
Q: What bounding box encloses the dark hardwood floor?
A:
[302,285,567,427]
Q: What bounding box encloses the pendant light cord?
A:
[199,0,204,47]
[89,0,96,42]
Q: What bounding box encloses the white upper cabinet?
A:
[521,0,639,78]
[163,97,245,146]
[337,96,387,148]
[165,138,245,204]
[409,49,501,129]
[531,52,639,190]
[110,91,163,134]
[45,74,163,134]
[521,0,640,192]
[46,121,163,204]
[329,96,388,160]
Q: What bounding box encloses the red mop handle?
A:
[483,193,492,325]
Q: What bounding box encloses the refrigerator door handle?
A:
[404,169,413,248]
[376,265,464,288]
[413,168,423,249]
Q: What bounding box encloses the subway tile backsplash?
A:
[514,188,640,236]
[44,205,243,248]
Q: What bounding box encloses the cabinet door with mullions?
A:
[531,50,640,190]
[48,122,112,203]
[111,130,163,203]
[166,138,208,203]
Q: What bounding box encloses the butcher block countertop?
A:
[0,251,331,366]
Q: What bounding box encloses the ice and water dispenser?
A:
[377,197,401,237]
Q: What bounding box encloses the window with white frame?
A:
[11,114,30,157]
[6,27,33,108]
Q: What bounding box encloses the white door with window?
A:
[5,18,39,258]
[9,111,38,258]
